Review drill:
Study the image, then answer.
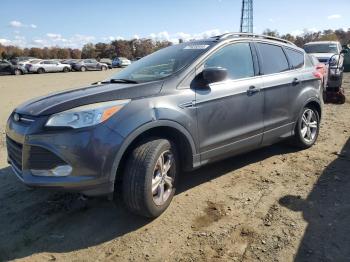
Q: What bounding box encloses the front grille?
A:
[6,136,23,170]
[28,146,66,170]
[330,75,339,81]
[318,58,329,64]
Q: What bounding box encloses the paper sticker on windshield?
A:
[184,45,210,50]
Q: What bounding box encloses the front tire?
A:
[14,69,22,75]
[80,66,86,72]
[63,67,70,72]
[37,68,45,74]
[291,106,320,149]
[122,139,178,218]
[101,65,107,71]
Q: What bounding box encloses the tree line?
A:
[0,39,172,60]
[1,28,350,60]
[263,28,350,47]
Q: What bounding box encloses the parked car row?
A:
[1,57,132,76]
[63,59,109,72]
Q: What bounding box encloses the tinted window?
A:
[257,43,289,74]
[204,43,254,80]
[304,44,338,54]
[285,48,304,69]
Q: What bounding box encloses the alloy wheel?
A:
[152,150,174,206]
[300,109,318,143]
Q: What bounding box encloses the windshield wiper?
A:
[109,78,139,84]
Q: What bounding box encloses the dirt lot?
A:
[0,71,349,262]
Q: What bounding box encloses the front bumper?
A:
[327,68,343,88]
[5,113,125,196]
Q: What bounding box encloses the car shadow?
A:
[279,138,350,261]
[0,142,299,260]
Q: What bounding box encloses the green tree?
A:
[111,40,133,59]
[70,49,82,59]
[81,43,96,58]
[262,29,279,37]
[57,48,70,59]
[29,48,43,58]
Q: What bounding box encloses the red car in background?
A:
[309,54,328,91]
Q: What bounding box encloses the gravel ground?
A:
[0,71,349,262]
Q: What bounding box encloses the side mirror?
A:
[202,67,228,84]
[340,49,349,54]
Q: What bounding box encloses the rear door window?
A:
[256,43,289,74]
[285,48,304,69]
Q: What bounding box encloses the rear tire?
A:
[101,66,107,71]
[37,68,45,74]
[291,106,320,149]
[63,67,70,72]
[122,139,178,218]
[80,66,86,72]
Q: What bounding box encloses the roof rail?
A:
[212,32,296,46]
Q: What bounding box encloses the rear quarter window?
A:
[285,48,304,69]
[305,55,315,68]
[257,43,289,74]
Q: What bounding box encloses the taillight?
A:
[313,71,323,79]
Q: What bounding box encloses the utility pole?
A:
[240,0,253,33]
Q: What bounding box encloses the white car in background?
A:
[26,60,71,74]
[303,41,345,88]
[18,59,42,67]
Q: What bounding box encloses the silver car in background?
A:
[26,60,71,74]
[18,59,42,67]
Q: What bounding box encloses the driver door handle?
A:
[292,78,301,86]
[247,85,260,96]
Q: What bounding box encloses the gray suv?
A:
[6,33,322,218]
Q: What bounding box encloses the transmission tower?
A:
[240,0,253,33]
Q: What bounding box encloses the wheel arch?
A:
[110,120,197,184]
[304,99,322,119]
[293,97,322,131]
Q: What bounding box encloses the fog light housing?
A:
[31,165,72,177]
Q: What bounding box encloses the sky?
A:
[0,0,349,48]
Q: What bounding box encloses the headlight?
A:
[45,100,130,128]
[329,56,338,67]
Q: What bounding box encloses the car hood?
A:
[15,81,163,116]
[309,53,337,59]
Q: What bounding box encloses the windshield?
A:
[304,44,338,54]
[110,42,213,83]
